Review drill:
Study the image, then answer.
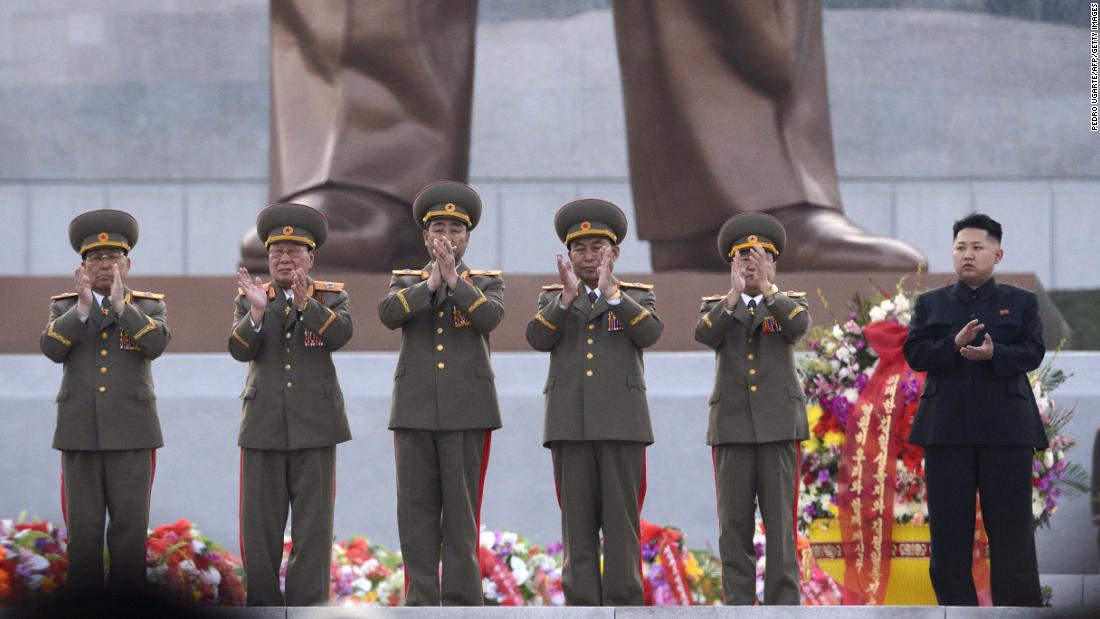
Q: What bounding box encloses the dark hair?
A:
[952,212,1002,243]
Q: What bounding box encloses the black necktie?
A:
[747,299,757,316]
[588,290,598,304]
[101,297,111,316]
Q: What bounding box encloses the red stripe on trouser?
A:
[238,449,246,564]
[476,430,492,576]
[638,447,647,580]
[60,453,68,529]
[395,434,409,599]
[791,442,801,538]
[147,449,157,517]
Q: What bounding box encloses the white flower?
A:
[513,542,527,555]
[340,565,353,577]
[868,306,887,322]
[1,519,13,536]
[178,559,196,573]
[201,566,221,586]
[479,530,496,548]
[835,346,850,362]
[352,577,373,593]
[880,299,895,314]
[191,538,206,555]
[1031,492,1044,519]
[845,320,862,335]
[24,554,49,572]
[832,324,844,339]
[510,555,530,585]
[843,388,859,404]
[1042,450,1054,469]
[501,532,518,547]
[892,294,910,314]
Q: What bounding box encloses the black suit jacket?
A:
[904,278,1048,449]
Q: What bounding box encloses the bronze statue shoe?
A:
[770,204,927,272]
[239,186,426,272]
[648,226,727,272]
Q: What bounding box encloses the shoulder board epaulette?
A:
[392,269,428,279]
[468,270,503,277]
[784,291,807,298]
[312,280,345,292]
[130,290,165,300]
[51,292,78,300]
[541,284,564,291]
[701,294,725,302]
[620,282,654,290]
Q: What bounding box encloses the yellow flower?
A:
[685,552,703,580]
[827,503,839,517]
[823,431,844,447]
[802,435,820,452]
[366,591,378,602]
[806,405,823,428]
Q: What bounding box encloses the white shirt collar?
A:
[584,284,601,300]
[741,292,764,306]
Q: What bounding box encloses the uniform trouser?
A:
[550,440,646,606]
[61,449,155,598]
[240,446,336,607]
[270,0,840,240]
[712,441,800,605]
[924,445,1042,607]
[394,428,491,606]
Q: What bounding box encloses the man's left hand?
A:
[291,268,310,310]
[597,246,618,299]
[109,264,127,317]
[959,333,994,361]
[747,246,775,292]
[434,237,459,288]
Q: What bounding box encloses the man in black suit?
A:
[904,212,1047,607]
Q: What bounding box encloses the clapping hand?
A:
[74,265,93,318]
[959,333,994,361]
[109,264,127,317]
[556,253,580,307]
[725,257,746,310]
[237,267,268,324]
[596,246,618,299]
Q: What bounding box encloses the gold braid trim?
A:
[132,316,158,340]
[317,306,338,336]
[46,321,71,346]
[629,309,651,326]
[534,313,556,331]
[788,305,806,320]
[396,290,411,314]
[231,329,250,349]
[702,314,713,328]
[468,296,487,313]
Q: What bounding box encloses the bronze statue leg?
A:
[244,0,478,271]
[614,0,925,271]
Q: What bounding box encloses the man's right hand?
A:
[954,319,985,349]
[74,265,93,318]
[556,253,580,307]
[237,267,267,325]
[725,258,746,310]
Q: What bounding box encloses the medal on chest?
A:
[607,311,623,332]
[118,329,142,351]
[303,329,324,347]
[762,316,781,333]
[453,306,471,328]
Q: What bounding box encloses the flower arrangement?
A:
[144,519,246,606]
[328,536,404,606]
[479,528,564,605]
[798,277,1088,531]
[0,517,67,605]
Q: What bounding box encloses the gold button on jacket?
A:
[526,282,662,445]
[694,292,811,444]
[41,289,170,450]
[379,263,503,431]
[229,279,353,450]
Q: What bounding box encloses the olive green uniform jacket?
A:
[41,289,170,450]
[694,291,811,444]
[228,279,353,449]
[379,262,504,430]
[526,282,663,445]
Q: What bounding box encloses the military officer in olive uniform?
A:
[525,199,662,606]
[229,203,353,606]
[378,181,503,606]
[694,213,811,605]
[40,209,170,597]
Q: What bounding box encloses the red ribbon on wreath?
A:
[640,520,693,606]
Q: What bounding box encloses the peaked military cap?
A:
[69,209,140,256]
[717,212,787,262]
[413,181,482,230]
[256,202,329,250]
[554,199,628,246]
